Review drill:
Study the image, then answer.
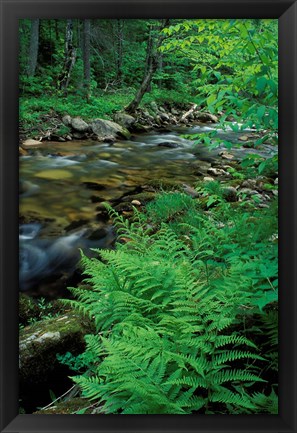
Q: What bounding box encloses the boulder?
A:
[150,101,159,113]
[219,151,235,160]
[72,132,87,139]
[207,167,228,177]
[62,115,72,126]
[181,184,199,198]
[22,139,42,149]
[113,112,136,128]
[222,186,238,202]
[71,117,90,133]
[19,313,93,386]
[90,119,131,140]
[241,179,257,189]
[203,176,215,182]
[195,112,218,123]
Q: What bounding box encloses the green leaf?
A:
[257,106,266,120]
[256,77,267,93]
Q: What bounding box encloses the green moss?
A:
[19,294,40,325]
[144,179,182,191]
[123,191,157,203]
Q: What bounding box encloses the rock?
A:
[222,186,238,202]
[203,176,215,182]
[19,146,28,156]
[64,219,89,232]
[95,209,110,223]
[82,182,106,191]
[143,179,181,191]
[90,118,131,140]
[150,101,159,113]
[22,139,42,149]
[239,135,249,142]
[133,123,150,132]
[62,115,72,126]
[122,191,156,204]
[113,112,136,128]
[131,200,141,206]
[157,141,179,148]
[241,179,257,189]
[72,132,87,139]
[196,112,218,123]
[86,226,112,241]
[239,188,260,197]
[90,195,105,203]
[274,177,278,185]
[219,151,235,160]
[207,167,228,177]
[171,108,179,116]
[181,184,199,198]
[34,169,73,180]
[159,113,170,122]
[114,202,134,213]
[71,117,90,132]
[19,313,92,385]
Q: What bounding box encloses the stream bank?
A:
[19,105,278,414]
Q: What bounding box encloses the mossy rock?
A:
[114,202,134,213]
[143,179,182,191]
[19,312,94,386]
[122,191,156,204]
[34,169,74,180]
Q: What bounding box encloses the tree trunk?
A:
[125,19,169,114]
[59,19,76,92]
[115,19,124,85]
[27,19,39,77]
[83,19,91,100]
[158,54,163,88]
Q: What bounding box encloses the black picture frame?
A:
[1,1,296,432]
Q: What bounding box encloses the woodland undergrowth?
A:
[60,187,278,414]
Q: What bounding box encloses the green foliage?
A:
[240,154,278,178]
[56,351,98,373]
[161,19,278,134]
[62,192,278,414]
[19,90,135,129]
[145,191,195,223]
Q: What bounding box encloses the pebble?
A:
[131,200,141,206]
[207,167,228,177]
[219,151,235,160]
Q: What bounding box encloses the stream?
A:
[19,123,277,297]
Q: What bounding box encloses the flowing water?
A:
[19,124,276,296]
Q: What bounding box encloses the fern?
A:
[61,193,278,414]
